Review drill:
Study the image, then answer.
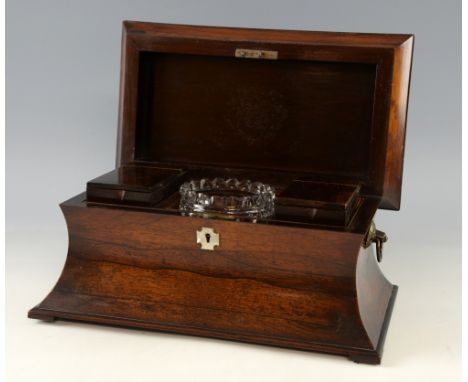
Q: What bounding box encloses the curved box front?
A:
[29,194,396,364]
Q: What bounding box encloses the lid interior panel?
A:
[134,52,377,183]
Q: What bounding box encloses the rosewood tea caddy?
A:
[29,21,413,364]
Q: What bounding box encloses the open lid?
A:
[116,21,413,210]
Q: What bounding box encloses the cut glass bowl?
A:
[179,178,275,220]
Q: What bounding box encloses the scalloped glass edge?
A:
[179,178,275,220]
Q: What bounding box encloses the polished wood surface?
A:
[117,21,413,210]
[276,181,361,225]
[29,22,413,365]
[277,181,360,208]
[30,194,396,364]
[87,164,186,206]
[85,164,374,231]
[136,53,375,180]
[88,164,184,191]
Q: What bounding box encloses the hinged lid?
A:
[116,21,413,210]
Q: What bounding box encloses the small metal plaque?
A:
[235,48,278,60]
[196,227,220,250]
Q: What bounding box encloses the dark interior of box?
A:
[88,52,383,231]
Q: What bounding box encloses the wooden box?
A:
[29,21,413,364]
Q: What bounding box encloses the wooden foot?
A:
[348,352,381,365]
[28,307,56,322]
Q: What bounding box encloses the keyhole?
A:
[205,233,211,243]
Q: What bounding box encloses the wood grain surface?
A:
[30,195,396,364]
[29,22,411,365]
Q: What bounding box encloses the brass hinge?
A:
[235,48,278,60]
[363,221,388,262]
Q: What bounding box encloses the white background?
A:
[6,1,461,381]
